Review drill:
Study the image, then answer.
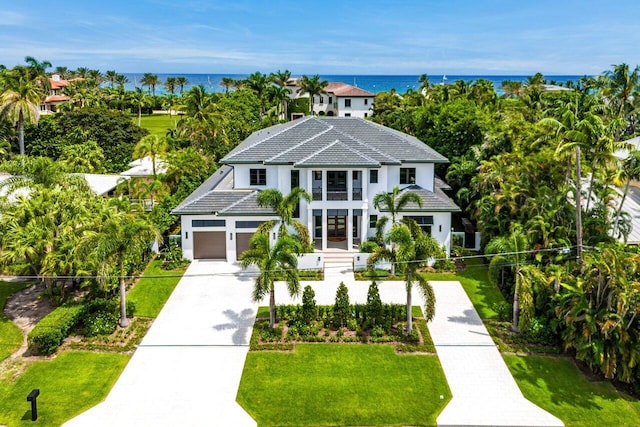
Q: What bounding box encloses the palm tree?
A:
[75,67,89,79]
[24,56,51,89]
[129,88,151,126]
[239,232,301,328]
[180,85,212,121]
[242,72,271,116]
[81,206,159,327]
[219,77,236,93]
[372,186,422,275]
[296,74,328,116]
[418,73,430,95]
[256,188,312,249]
[164,77,177,95]
[271,69,291,88]
[603,63,640,119]
[373,219,442,332]
[175,76,189,94]
[133,134,169,178]
[485,225,544,332]
[104,70,118,87]
[267,84,291,120]
[114,73,129,89]
[140,73,160,95]
[0,67,43,155]
[54,66,69,79]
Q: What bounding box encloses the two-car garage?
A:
[190,219,264,261]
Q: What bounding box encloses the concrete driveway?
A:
[65,261,258,427]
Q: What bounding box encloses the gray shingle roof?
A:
[222,117,448,167]
[296,140,381,167]
[380,185,460,213]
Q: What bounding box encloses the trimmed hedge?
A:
[28,304,85,355]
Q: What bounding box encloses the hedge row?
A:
[27,304,85,355]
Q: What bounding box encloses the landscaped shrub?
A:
[28,304,85,355]
[301,286,317,324]
[333,282,350,327]
[81,298,119,336]
[361,269,390,279]
[366,282,383,327]
[434,259,456,271]
[159,239,188,270]
[359,241,379,253]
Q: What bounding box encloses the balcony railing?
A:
[352,187,362,201]
[327,190,348,201]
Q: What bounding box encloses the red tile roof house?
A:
[288,80,375,119]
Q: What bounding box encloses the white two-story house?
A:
[287,80,374,118]
[173,117,460,261]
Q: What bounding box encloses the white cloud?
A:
[0,11,25,26]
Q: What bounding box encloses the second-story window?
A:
[369,170,378,184]
[250,168,266,186]
[329,96,333,104]
[319,96,323,104]
[399,168,416,185]
[364,98,368,105]
[290,170,299,189]
[344,98,351,107]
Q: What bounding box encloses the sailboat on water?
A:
[439,74,448,85]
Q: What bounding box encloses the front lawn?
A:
[0,281,30,362]
[237,344,451,426]
[128,260,187,318]
[0,351,129,426]
[422,257,505,319]
[505,355,640,426]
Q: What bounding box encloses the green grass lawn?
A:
[0,351,129,426]
[128,260,186,318]
[138,114,177,137]
[505,355,640,426]
[0,281,31,362]
[422,257,505,318]
[237,344,451,426]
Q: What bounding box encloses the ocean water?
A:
[120,73,584,96]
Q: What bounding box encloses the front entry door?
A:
[327,215,347,241]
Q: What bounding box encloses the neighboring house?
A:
[120,156,168,211]
[173,117,460,262]
[288,79,374,118]
[39,74,77,115]
[78,173,129,197]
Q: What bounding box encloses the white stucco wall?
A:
[337,97,373,118]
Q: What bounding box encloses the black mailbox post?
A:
[27,389,40,421]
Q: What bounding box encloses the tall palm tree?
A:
[114,73,129,89]
[267,84,291,120]
[81,205,159,327]
[296,74,328,116]
[371,219,442,332]
[175,76,189,94]
[372,186,422,275]
[180,84,212,121]
[129,88,151,126]
[75,67,89,79]
[0,67,43,155]
[242,72,271,116]
[164,77,177,95]
[104,70,118,87]
[239,232,301,328]
[24,56,51,90]
[256,187,312,249]
[603,63,640,119]
[140,73,160,95]
[271,69,291,88]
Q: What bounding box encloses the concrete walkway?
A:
[65,259,564,427]
[430,281,564,427]
[64,261,258,427]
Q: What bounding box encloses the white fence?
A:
[298,253,324,270]
[353,253,392,271]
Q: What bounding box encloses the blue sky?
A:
[1,0,639,75]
